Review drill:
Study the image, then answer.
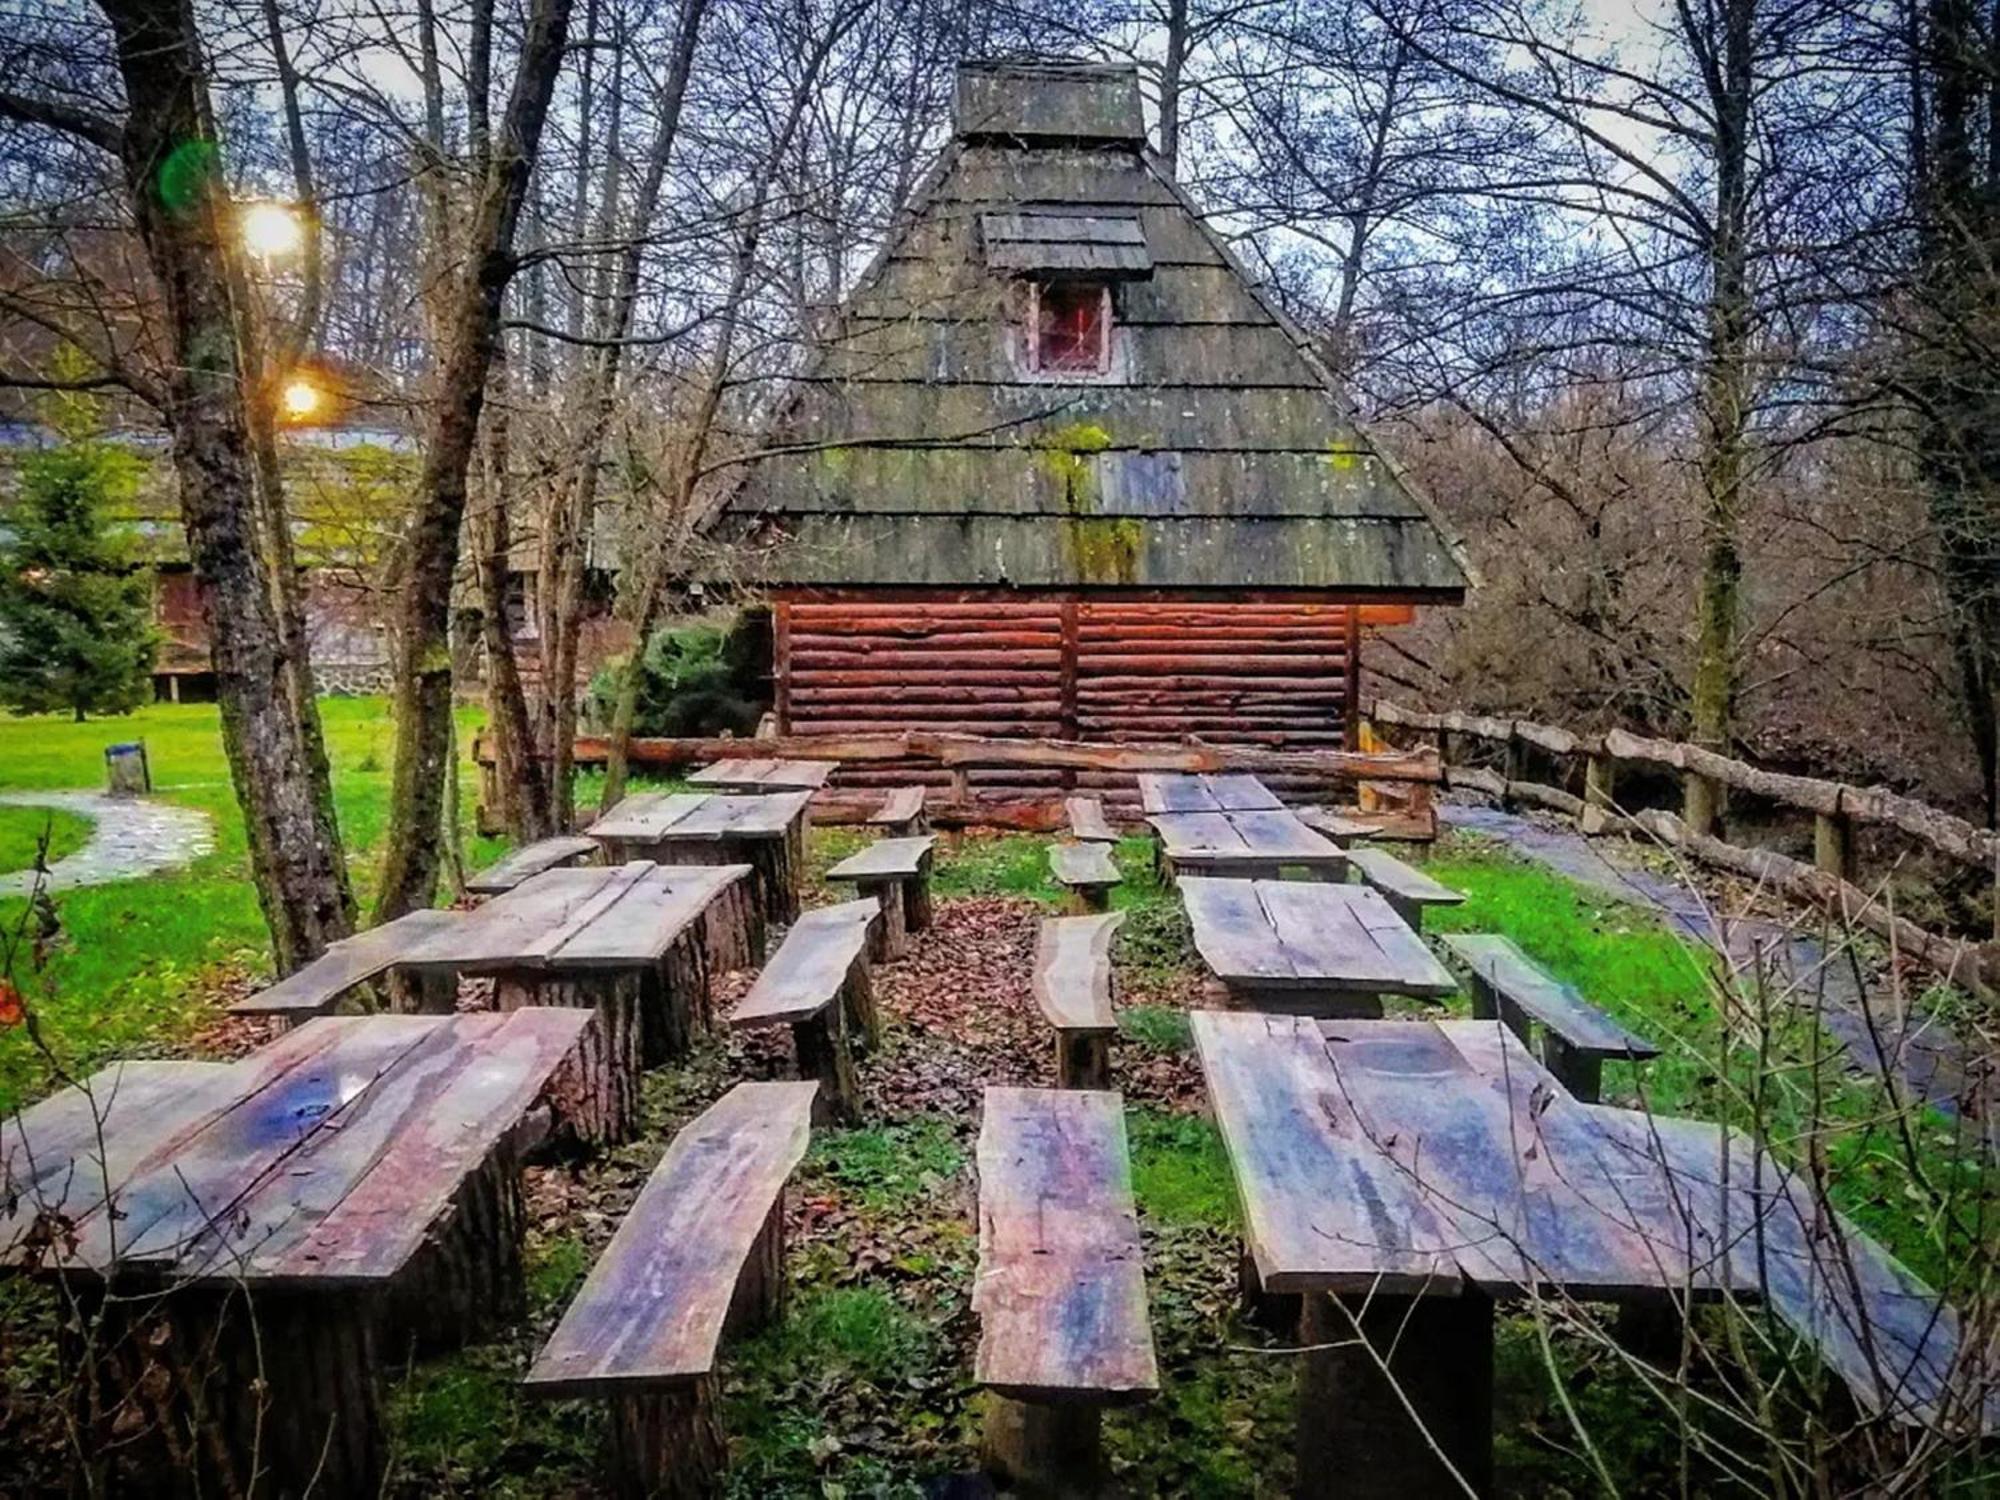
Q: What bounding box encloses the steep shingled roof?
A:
[718,59,1470,596]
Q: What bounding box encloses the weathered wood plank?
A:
[553,865,750,969]
[1177,876,1297,985]
[827,835,937,882]
[1049,842,1121,892]
[585,791,707,842]
[1345,848,1465,910]
[467,836,600,896]
[1033,913,1124,1034]
[1180,878,1455,997]
[525,1081,818,1394]
[1439,934,1659,1059]
[974,1087,1157,1402]
[1065,796,1118,842]
[730,900,878,1028]
[869,785,928,831]
[230,909,463,1016]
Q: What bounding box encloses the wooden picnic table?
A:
[0,1010,593,1498]
[687,757,836,793]
[586,789,811,924]
[1137,771,1285,814]
[401,861,757,1141]
[1178,876,1454,1016]
[1149,808,1347,879]
[1192,1011,1992,1497]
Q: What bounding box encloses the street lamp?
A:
[241,200,305,260]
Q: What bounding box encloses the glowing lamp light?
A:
[279,376,324,420]
[241,200,305,259]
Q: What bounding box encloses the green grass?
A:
[0,806,92,876]
[1126,1107,1238,1230]
[1119,1003,1192,1054]
[805,1117,965,1213]
[0,698,499,1113]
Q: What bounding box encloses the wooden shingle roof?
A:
[719,60,1470,597]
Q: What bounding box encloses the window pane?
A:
[1037,283,1106,372]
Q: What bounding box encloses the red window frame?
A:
[1030,281,1111,374]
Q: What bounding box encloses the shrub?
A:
[583,614,769,737]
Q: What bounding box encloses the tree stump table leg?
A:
[1296,1289,1494,1499]
[496,970,640,1146]
[1056,1031,1110,1089]
[1384,892,1424,932]
[389,1131,529,1354]
[983,1395,1106,1498]
[386,966,458,1015]
[608,1378,726,1500]
[1235,985,1384,1020]
[858,878,908,961]
[791,1004,861,1124]
[1238,1247,1300,1333]
[643,929,709,1066]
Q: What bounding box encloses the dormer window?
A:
[1031,282,1111,374]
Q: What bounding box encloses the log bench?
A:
[975,1087,1158,1497]
[1031,912,1125,1088]
[1065,795,1118,843]
[1049,841,1122,913]
[1440,932,1661,1102]
[228,909,463,1022]
[825,836,936,961]
[525,1080,818,1499]
[1344,846,1465,931]
[727,899,880,1124]
[868,785,930,836]
[466,834,600,895]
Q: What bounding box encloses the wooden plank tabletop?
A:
[1440,933,1660,1058]
[466,835,600,895]
[688,758,835,792]
[404,863,747,973]
[654,790,813,840]
[1137,772,1285,814]
[584,791,708,842]
[1345,847,1465,908]
[827,835,936,882]
[974,1087,1158,1402]
[1032,912,1125,1033]
[4,1012,589,1284]
[230,909,462,1016]
[1178,877,1455,996]
[730,899,877,1028]
[1149,808,1344,870]
[526,1080,818,1394]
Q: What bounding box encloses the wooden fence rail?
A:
[1366,700,1999,997]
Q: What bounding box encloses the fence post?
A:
[1500,729,1524,810]
[1580,751,1616,835]
[1813,811,1855,884]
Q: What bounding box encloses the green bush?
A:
[583,615,768,738]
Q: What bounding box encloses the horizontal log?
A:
[793,649,1065,668]
[790,601,1064,620]
[511,730,1440,782]
[795,702,1067,720]
[1438,710,1516,742]
[1075,625,1349,643]
[1507,778,1585,817]
[791,630,1065,650]
[1631,810,1994,1000]
[1080,674,1344,693]
[1445,764,1506,798]
[792,720,1066,737]
[1071,653,1342,674]
[792,669,1062,687]
[790,685,1060,705]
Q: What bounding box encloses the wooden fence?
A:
[476,729,1442,836]
[1366,700,1999,998]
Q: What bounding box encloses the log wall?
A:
[779,598,1403,753]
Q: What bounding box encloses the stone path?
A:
[0,791,215,896]
[1442,802,1994,1154]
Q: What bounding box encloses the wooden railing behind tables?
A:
[474,729,1443,836]
[1366,700,1999,998]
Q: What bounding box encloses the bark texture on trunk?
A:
[377,0,577,919]
[97,0,355,972]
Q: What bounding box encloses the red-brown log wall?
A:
[778,599,1399,768]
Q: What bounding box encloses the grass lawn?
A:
[0,697,502,1113]
[0,806,92,877]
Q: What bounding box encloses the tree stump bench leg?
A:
[1383,893,1424,931]
[1238,1247,1300,1333]
[497,970,641,1146]
[1055,1030,1110,1089]
[791,1004,861,1124]
[856,878,908,961]
[983,1395,1107,1498]
[608,1379,726,1500]
[1062,886,1111,915]
[1541,1037,1603,1102]
[1296,1289,1494,1499]
[903,864,934,933]
[841,953,881,1052]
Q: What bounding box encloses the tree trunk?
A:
[95,0,355,973]
[377,0,577,919]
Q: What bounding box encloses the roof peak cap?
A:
[953,58,1146,148]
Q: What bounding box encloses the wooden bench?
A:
[1066,795,1118,843]
[525,1080,817,1498]
[1295,806,1373,842]
[975,1087,1158,1495]
[1049,841,1122,913]
[466,835,599,895]
[228,909,462,1021]
[1344,846,1465,931]
[825,836,936,961]
[868,785,930,836]
[1440,932,1661,1102]
[1032,912,1124,1088]
[727,899,880,1124]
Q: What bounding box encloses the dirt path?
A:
[1442,802,1994,1153]
[0,790,214,895]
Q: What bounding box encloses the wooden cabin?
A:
[718,60,1469,754]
